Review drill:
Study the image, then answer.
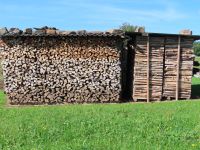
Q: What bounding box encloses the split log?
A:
[1,36,124,104]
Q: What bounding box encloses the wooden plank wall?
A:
[179,37,194,99]
[147,36,150,102]
[149,37,165,101]
[176,36,181,100]
[133,36,148,101]
[163,36,179,99]
[132,35,195,102]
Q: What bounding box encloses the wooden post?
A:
[147,35,150,102]
[176,36,181,100]
[161,37,166,101]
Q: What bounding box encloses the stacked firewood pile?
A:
[132,35,195,101]
[0,27,198,104]
[0,26,124,37]
[0,34,124,104]
[162,37,179,99]
[149,37,165,101]
[133,36,165,101]
[163,37,194,99]
[179,38,194,99]
[132,36,148,101]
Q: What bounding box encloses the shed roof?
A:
[125,32,200,40]
[0,28,125,38]
[0,27,200,40]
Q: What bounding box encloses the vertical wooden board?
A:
[176,36,181,100]
[147,36,150,102]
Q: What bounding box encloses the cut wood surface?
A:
[0,30,197,104]
[133,35,195,102]
[1,37,123,104]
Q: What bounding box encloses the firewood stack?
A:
[179,37,194,99]
[132,36,148,101]
[132,34,196,101]
[149,37,165,101]
[133,36,165,101]
[163,37,179,99]
[0,27,199,104]
[163,37,194,100]
[0,28,125,104]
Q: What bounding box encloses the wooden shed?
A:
[0,27,200,104]
[125,32,200,102]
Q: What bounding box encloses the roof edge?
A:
[125,32,200,40]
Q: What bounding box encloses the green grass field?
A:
[0,78,200,149]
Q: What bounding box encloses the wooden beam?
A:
[147,36,150,102]
[176,35,181,100]
[161,37,166,101]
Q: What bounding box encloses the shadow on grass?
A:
[192,84,200,99]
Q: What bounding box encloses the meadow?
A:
[0,57,200,150]
[0,78,199,149]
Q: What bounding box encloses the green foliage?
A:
[194,57,200,69]
[119,23,139,32]
[193,42,200,56]
[195,57,200,63]
[1,79,200,150]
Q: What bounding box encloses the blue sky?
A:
[0,0,200,34]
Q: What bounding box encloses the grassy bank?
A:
[0,57,200,149]
[1,90,200,149]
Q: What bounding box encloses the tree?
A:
[119,23,144,32]
[193,42,200,56]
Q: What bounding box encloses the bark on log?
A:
[1,36,124,104]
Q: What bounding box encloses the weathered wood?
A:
[132,35,195,102]
[176,36,181,100]
[0,30,197,104]
[0,36,124,104]
[132,36,148,101]
[147,36,150,102]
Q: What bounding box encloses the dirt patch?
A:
[0,81,4,90]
